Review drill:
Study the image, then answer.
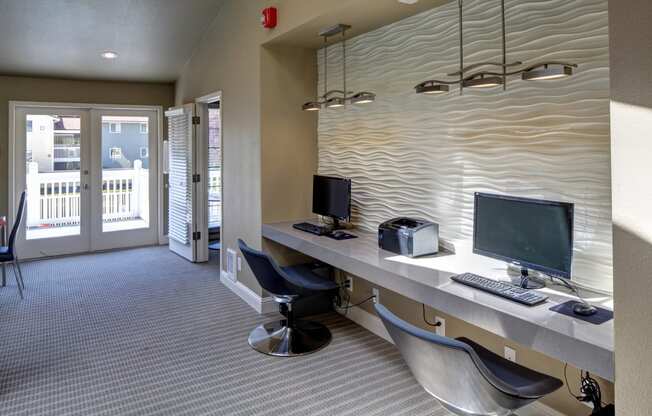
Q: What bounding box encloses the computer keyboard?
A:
[293,222,331,236]
[451,273,548,306]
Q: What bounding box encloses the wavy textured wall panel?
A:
[317,0,611,292]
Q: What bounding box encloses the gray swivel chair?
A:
[1,191,27,299]
[238,239,339,357]
[375,304,562,416]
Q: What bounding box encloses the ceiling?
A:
[0,0,225,83]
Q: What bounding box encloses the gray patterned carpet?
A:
[0,246,444,415]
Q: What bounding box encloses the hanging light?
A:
[414,0,577,96]
[326,97,346,108]
[351,92,376,104]
[302,102,322,111]
[522,63,575,81]
[302,24,377,111]
[463,75,504,89]
[415,81,450,94]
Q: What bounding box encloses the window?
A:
[54,161,81,171]
[140,123,148,134]
[139,147,149,158]
[109,122,121,134]
[110,147,122,160]
[27,120,33,133]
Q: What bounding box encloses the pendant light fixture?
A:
[414,0,577,96]
[302,24,376,111]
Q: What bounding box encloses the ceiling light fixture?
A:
[522,63,574,81]
[415,81,450,94]
[326,97,346,108]
[100,51,119,60]
[462,75,504,89]
[414,0,577,96]
[351,91,377,104]
[302,24,377,111]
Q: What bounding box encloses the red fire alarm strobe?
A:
[262,7,277,29]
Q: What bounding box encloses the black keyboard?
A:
[293,222,331,236]
[451,273,548,306]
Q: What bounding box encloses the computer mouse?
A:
[573,302,598,316]
[332,231,345,237]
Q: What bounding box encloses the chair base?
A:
[248,319,331,357]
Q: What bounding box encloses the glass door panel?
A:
[14,107,91,259]
[90,109,158,252]
[100,115,150,232]
[25,114,83,240]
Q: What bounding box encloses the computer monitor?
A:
[473,192,574,288]
[313,175,351,228]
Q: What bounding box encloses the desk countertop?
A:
[262,220,614,381]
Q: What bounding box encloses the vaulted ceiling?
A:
[0,0,226,82]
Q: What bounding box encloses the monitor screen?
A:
[312,175,351,220]
[473,193,574,278]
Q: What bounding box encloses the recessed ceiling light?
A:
[101,51,118,60]
[398,0,419,4]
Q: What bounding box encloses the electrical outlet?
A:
[372,287,380,304]
[237,256,242,272]
[504,346,516,362]
[345,276,354,292]
[435,316,445,336]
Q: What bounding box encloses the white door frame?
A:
[196,91,222,264]
[8,101,165,257]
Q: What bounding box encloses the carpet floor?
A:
[0,246,445,415]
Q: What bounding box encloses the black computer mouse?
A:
[573,302,598,316]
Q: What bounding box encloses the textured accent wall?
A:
[317,0,611,292]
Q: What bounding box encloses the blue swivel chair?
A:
[238,239,339,357]
[1,191,27,299]
[375,304,562,416]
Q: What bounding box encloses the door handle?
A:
[83,184,89,190]
[83,170,89,175]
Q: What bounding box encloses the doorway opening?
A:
[206,101,222,256]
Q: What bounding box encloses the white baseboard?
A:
[220,271,277,314]
[336,303,393,344]
[338,305,567,416]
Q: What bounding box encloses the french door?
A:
[11,104,159,259]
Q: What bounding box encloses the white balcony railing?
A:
[26,161,149,229]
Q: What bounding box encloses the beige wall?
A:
[609,0,652,414]
[175,0,268,294]
[260,45,318,226]
[174,0,403,294]
[0,75,174,215]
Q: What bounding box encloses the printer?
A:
[378,217,439,257]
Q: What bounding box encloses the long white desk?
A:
[263,220,615,382]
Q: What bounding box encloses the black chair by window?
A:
[375,303,563,416]
[1,191,27,299]
[238,239,339,357]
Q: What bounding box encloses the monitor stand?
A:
[329,217,345,231]
[519,268,545,290]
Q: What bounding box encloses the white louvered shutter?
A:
[165,104,196,261]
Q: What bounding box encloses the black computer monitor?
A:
[313,175,351,228]
[473,192,574,287]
